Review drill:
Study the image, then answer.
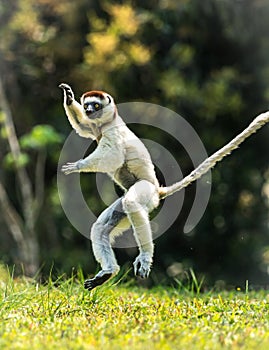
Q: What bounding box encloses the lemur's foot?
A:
[133,253,152,279]
[84,270,114,291]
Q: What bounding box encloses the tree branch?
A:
[0,76,34,229]
[0,178,25,246]
[34,148,47,220]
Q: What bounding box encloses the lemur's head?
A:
[81,90,116,125]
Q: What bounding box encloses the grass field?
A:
[1,266,269,350]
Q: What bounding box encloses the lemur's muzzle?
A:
[86,107,103,119]
[85,105,94,114]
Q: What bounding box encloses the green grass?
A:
[1,266,269,350]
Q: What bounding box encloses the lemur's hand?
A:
[61,162,79,175]
[59,83,74,106]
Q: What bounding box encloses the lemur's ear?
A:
[107,95,112,104]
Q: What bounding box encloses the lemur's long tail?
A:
[159,111,269,200]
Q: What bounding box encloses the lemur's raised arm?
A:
[59,83,96,139]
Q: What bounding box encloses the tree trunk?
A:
[0,76,40,276]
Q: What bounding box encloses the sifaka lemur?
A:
[59,83,269,290]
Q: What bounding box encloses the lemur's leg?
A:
[84,198,130,291]
[122,180,160,279]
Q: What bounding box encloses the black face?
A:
[83,101,103,119]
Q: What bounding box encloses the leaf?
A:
[3,152,30,169]
[20,125,63,150]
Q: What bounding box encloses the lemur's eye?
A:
[83,103,88,110]
[94,103,100,110]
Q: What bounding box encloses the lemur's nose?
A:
[84,104,94,114]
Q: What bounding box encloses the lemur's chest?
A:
[103,124,159,190]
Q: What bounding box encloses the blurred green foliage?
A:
[0,0,269,287]
[20,125,63,150]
